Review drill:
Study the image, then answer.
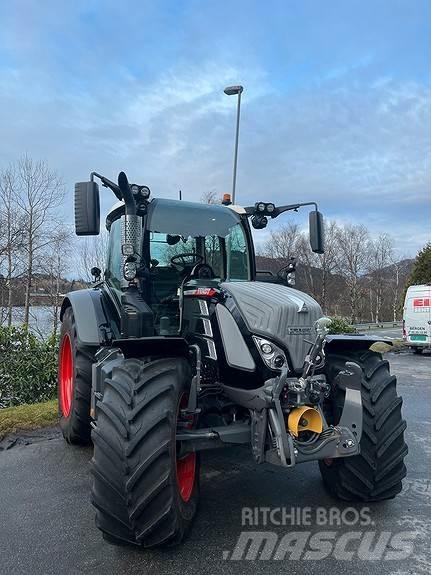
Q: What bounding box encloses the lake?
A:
[1,306,56,338]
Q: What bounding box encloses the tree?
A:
[0,166,25,325]
[367,234,394,324]
[297,220,340,312]
[408,243,431,286]
[77,231,109,283]
[388,257,402,323]
[200,190,220,204]
[16,155,64,324]
[40,228,73,337]
[262,223,302,262]
[335,224,371,323]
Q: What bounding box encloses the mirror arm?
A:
[90,172,122,201]
[244,201,318,218]
[272,201,318,218]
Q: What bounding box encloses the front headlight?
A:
[253,336,287,371]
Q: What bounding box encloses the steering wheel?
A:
[170,253,203,270]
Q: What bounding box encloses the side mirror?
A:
[309,210,324,254]
[75,181,100,236]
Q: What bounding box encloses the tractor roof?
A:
[106,197,242,237]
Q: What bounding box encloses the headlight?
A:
[261,342,273,354]
[253,336,287,371]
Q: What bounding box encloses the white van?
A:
[403,284,431,353]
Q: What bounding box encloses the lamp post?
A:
[224,85,243,204]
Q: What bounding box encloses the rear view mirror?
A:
[309,210,324,254]
[75,181,100,236]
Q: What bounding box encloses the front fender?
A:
[60,289,116,347]
[325,334,393,354]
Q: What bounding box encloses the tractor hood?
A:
[220,281,323,371]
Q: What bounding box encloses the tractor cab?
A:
[105,197,253,335]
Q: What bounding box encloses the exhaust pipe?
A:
[117,172,141,283]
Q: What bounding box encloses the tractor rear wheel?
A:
[319,349,408,501]
[91,357,199,547]
[58,306,95,444]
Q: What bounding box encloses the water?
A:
[0,306,55,339]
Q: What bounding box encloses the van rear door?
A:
[406,287,431,347]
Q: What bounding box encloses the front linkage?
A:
[172,317,363,468]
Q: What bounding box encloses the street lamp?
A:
[224,85,243,204]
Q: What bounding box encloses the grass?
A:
[0,399,58,440]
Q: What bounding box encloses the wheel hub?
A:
[176,393,197,502]
[59,334,73,417]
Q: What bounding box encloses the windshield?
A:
[147,198,241,237]
[147,199,250,281]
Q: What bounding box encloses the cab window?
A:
[204,236,223,278]
[226,223,250,280]
[106,218,122,290]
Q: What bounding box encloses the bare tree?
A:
[15,155,64,324]
[336,224,371,323]
[297,220,340,312]
[367,234,394,324]
[77,231,109,283]
[0,166,25,325]
[294,234,320,301]
[39,228,73,337]
[263,223,302,262]
[200,190,220,204]
[387,254,410,323]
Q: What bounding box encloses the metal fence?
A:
[354,321,402,330]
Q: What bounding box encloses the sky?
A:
[0,0,430,256]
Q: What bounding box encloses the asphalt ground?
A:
[358,326,403,339]
[0,350,430,575]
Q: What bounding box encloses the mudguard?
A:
[325,333,393,353]
[60,289,116,347]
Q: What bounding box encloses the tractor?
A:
[58,171,407,547]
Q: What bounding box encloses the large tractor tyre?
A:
[58,306,95,445]
[91,357,200,548]
[319,349,408,502]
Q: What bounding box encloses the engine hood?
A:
[220,281,323,371]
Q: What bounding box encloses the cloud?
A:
[0,1,430,257]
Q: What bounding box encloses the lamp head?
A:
[224,85,244,96]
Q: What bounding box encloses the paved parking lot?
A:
[0,351,429,575]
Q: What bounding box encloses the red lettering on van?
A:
[413,298,430,307]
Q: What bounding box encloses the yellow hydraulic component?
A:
[287,406,323,438]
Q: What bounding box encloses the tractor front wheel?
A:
[58,306,95,444]
[319,349,408,501]
[91,357,199,547]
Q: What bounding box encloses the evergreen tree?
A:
[408,243,431,286]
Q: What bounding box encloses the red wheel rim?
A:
[59,334,73,417]
[176,453,196,502]
[176,393,197,503]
